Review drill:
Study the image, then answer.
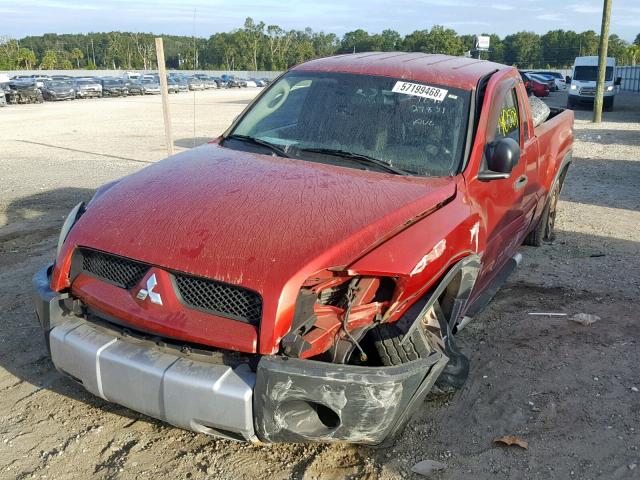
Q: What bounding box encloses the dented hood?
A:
[65,143,455,304]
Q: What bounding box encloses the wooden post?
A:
[593,0,613,123]
[155,37,174,155]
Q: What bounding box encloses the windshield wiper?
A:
[296,147,410,175]
[224,134,291,158]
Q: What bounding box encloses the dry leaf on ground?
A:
[493,435,529,449]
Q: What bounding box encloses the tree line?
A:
[2,18,640,72]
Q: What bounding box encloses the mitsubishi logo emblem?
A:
[136,273,163,305]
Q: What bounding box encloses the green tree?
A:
[17,47,36,69]
[340,29,374,53]
[59,58,73,69]
[607,34,628,62]
[71,47,84,68]
[0,37,19,69]
[634,33,640,46]
[40,50,57,69]
[402,26,464,56]
[578,30,599,56]
[375,29,401,51]
[503,31,542,67]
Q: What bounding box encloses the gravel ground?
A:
[1,88,639,480]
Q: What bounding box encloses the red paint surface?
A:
[51,54,573,356]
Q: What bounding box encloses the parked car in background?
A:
[530,71,566,90]
[243,79,258,87]
[124,80,144,95]
[5,80,44,104]
[0,87,6,107]
[519,71,534,96]
[528,73,556,92]
[41,80,76,101]
[192,74,215,89]
[124,72,141,82]
[520,72,549,97]
[140,78,161,94]
[33,75,52,89]
[100,78,128,97]
[187,77,205,91]
[213,77,227,88]
[221,74,243,88]
[166,78,180,94]
[176,78,189,92]
[74,78,102,98]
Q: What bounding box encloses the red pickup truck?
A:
[33,53,573,446]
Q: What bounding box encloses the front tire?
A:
[604,97,614,111]
[371,301,469,391]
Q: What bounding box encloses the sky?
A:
[2,0,639,42]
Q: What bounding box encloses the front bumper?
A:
[33,265,446,445]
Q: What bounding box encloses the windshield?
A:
[47,81,69,88]
[229,71,471,176]
[574,66,613,82]
[77,80,95,85]
[142,79,157,84]
[104,79,121,85]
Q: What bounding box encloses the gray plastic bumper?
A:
[49,321,258,442]
[34,264,447,445]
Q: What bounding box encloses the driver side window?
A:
[495,89,520,144]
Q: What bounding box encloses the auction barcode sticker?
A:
[392,81,448,102]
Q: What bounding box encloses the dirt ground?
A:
[1,88,639,480]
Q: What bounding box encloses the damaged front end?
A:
[254,269,453,445]
[254,353,447,445]
[35,261,451,445]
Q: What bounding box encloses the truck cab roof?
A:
[292,52,509,90]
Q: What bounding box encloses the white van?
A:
[567,56,620,110]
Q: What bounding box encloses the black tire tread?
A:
[373,323,431,366]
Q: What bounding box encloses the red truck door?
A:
[515,82,541,226]
[466,77,530,287]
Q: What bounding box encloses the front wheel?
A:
[371,300,469,391]
[524,178,561,246]
[604,97,614,112]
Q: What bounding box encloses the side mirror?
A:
[566,76,571,84]
[615,76,622,86]
[478,137,521,181]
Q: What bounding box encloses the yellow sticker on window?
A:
[498,107,519,136]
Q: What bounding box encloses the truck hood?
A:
[62,143,455,351]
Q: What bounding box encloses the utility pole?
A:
[155,37,174,156]
[593,0,613,123]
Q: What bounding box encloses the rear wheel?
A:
[524,177,561,246]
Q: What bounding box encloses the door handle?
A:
[513,175,528,191]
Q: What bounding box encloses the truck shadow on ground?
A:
[173,137,212,149]
[2,187,95,230]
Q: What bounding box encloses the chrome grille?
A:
[580,87,596,96]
